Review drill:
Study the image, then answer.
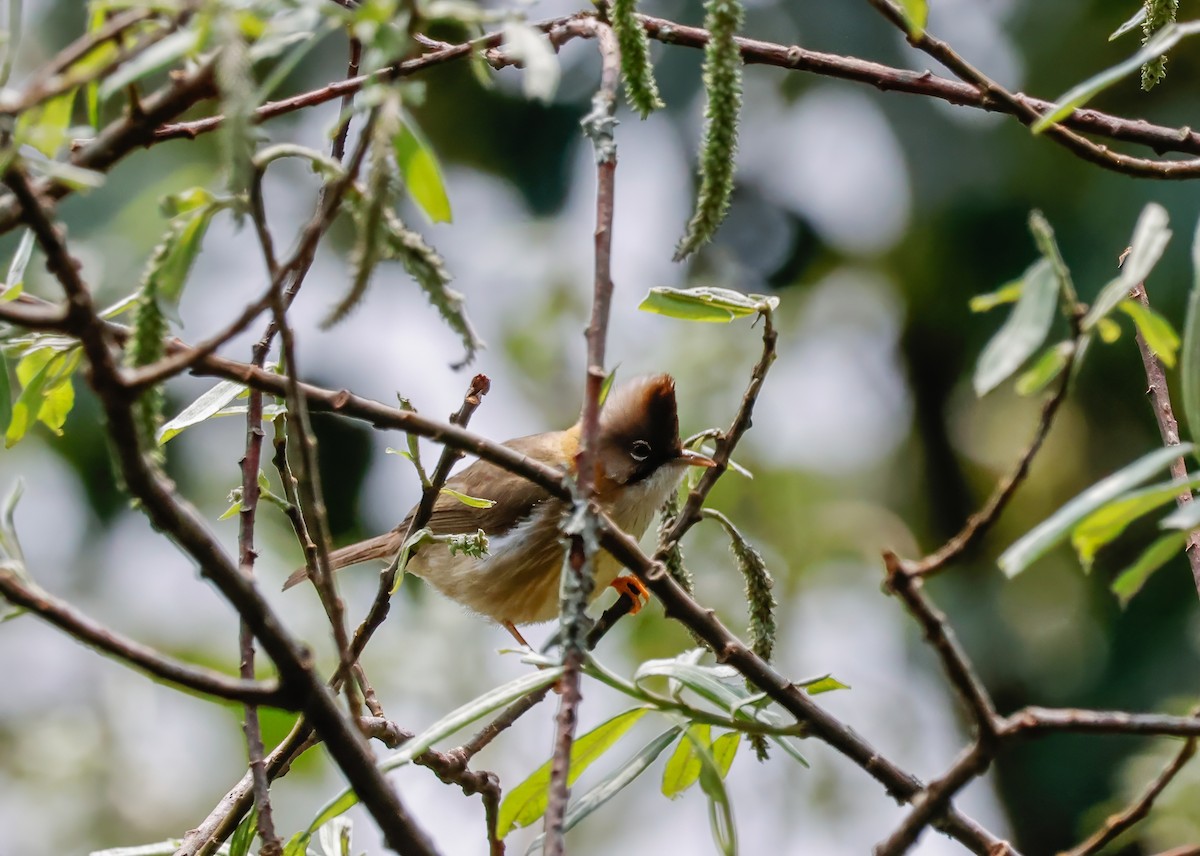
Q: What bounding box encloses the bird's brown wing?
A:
[411,433,562,537]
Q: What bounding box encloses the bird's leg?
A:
[503,620,531,648]
[608,576,650,614]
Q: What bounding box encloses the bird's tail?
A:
[281,531,404,591]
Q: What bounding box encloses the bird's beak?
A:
[678,448,718,468]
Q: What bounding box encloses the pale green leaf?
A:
[1097,316,1122,343]
[638,287,778,323]
[1014,341,1073,396]
[394,121,452,224]
[999,444,1194,577]
[1032,21,1200,133]
[3,229,35,297]
[440,487,495,509]
[1159,496,1200,531]
[1119,299,1180,368]
[1083,203,1172,329]
[1112,531,1188,607]
[497,707,649,837]
[229,808,257,856]
[661,723,709,799]
[157,380,246,444]
[0,352,10,436]
[799,675,851,695]
[98,28,200,101]
[16,88,78,157]
[899,0,928,36]
[973,259,1059,396]
[968,280,1022,313]
[710,730,740,778]
[1071,474,1200,570]
[524,727,683,855]
[1110,6,1147,40]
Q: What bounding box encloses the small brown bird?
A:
[283,374,713,642]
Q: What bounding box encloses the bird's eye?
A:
[630,440,652,462]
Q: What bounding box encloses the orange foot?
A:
[609,576,650,614]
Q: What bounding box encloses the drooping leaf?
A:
[1083,203,1172,329]
[662,722,710,798]
[157,380,247,444]
[1014,341,1073,396]
[691,727,738,856]
[1071,474,1200,570]
[638,286,777,323]
[393,120,452,224]
[1112,530,1188,607]
[1111,6,1147,40]
[439,487,496,509]
[898,0,928,37]
[496,707,649,837]
[1119,299,1180,368]
[307,666,566,833]
[524,727,683,854]
[1031,20,1200,132]
[973,259,1059,396]
[2,229,36,300]
[999,444,1194,577]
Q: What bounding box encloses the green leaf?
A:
[662,723,709,799]
[393,121,452,224]
[638,287,778,323]
[1110,6,1147,40]
[1071,474,1200,570]
[1014,341,1073,396]
[6,349,75,447]
[1032,21,1200,133]
[1112,530,1188,607]
[1083,203,1172,329]
[898,0,928,36]
[1184,217,1200,449]
[439,487,495,509]
[598,366,618,407]
[157,380,246,444]
[999,444,1194,578]
[15,88,78,158]
[710,730,740,777]
[1119,299,1180,368]
[3,229,36,298]
[98,28,201,101]
[968,280,1022,313]
[799,675,851,695]
[525,727,683,854]
[309,666,566,834]
[229,808,257,856]
[1158,496,1200,531]
[634,659,747,713]
[497,707,649,837]
[692,727,737,856]
[973,259,1059,396]
[0,352,11,436]
[1097,316,1122,344]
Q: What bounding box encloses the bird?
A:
[282,374,714,644]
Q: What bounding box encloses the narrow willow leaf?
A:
[525,727,683,855]
[769,734,809,767]
[1028,210,1076,302]
[157,379,246,444]
[1119,299,1180,367]
[999,444,1194,577]
[1111,6,1147,40]
[638,286,777,323]
[439,487,495,509]
[799,675,851,695]
[710,730,740,777]
[598,366,619,407]
[634,659,748,712]
[973,259,1058,396]
[15,88,78,158]
[692,727,738,856]
[1014,341,1073,396]
[0,353,11,436]
[282,830,310,856]
[1112,530,1188,606]
[6,348,77,447]
[1031,20,1200,132]
[501,21,560,103]
[309,667,566,833]
[497,707,649,837]
[674,0,744,260]
[662,723,710,798]
[899,0,928,37]
[1083,203,1172,329]
[229,808,257,856]
[1071,474,1200,570]
[316,817,353,856]
[1,352,52,447]
[968,280,1022,313]
[3,229,35,298]
[393,120,452,224]
[98,28,200,101]
[1141,0,1179,90]
[611,0,664,117]
[88,843,183,856]
[1184,217,1200,449]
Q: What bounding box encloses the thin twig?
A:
[0,566,295,708]
[1000,708,1200,738]
[545,21,618,855]
[1127,281,1200,600]
[1060,709,1199,856]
